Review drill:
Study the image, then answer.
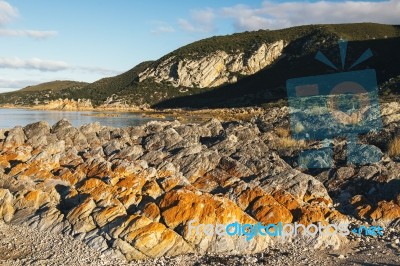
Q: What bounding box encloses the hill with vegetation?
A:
[19,80,88,92]
[1,23,399,108]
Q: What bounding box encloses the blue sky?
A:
[0,0,398,92]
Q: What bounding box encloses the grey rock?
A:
[140,150,168,167]
[113,145,144,161]
[200,118,224,137]
[261,169,331,204]
[0,129,6,141]
[51,118,72,133]
[103,139,122,157]
[143,128,183,151]
[127,126,146,144]
[231,141,279,175]
[356,165,380,180]
[98,127,113,142]
[334,167,355,181]
[79,122,101,136]
[170,150,221,182]
[4,126,26,148]
[347,144,383,165]
[223,121,260,142]
[23,121,50,140]
[110,128,130,140]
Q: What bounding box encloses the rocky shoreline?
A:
[0,103,399,264]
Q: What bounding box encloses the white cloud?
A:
[0,57,120,76]
[177,19,196,32]
[151,26,175,35]
[178,8,216,33]
[150,21,175,35]
[0,78,42,90]
[221,0,400,31]
[0,1,58,40]
[0,29,58,39]
[0,0,17,26]
[77,66,121,76]
[0,57,69,72]
[0,78,35,88]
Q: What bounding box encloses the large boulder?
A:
[23,121,50,140]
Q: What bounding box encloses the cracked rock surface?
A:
[0,103,399,264]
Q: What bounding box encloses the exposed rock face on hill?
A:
[33,98,93,110]
[2,24,400,108]
[138,41,285,88]
[0,103,399,261]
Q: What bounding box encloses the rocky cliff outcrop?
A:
[138,40,285,88]
[0,103,399,261]
[27,98,150,111]
[33,98,93,111]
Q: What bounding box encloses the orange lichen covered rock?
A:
[251,195,293,224]
[236,187,265,210]
[159,176,182,192]
[1,118,399,260]
[56,168,86,186]
[13,190,51,210]
[160,189,254,229]
[160,189,271,253]
[119,193,142,209]
[351,195,373,219]
[142,202,161,222]
[67,198,97,233]
[370,200,400,223]
[116,215,194,258]
[272,190,301,211]
[78,178,113,203]
[142,180,163,199]
[115,174,146,195]
[93,204,126,227]
[0,189,15,222]
[0,146,32,168]
[297,205,329,226]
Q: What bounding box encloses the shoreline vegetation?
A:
[0,102,265,123]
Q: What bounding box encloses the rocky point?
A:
[0,103,399,261]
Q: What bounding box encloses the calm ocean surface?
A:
[0,108,171,129]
